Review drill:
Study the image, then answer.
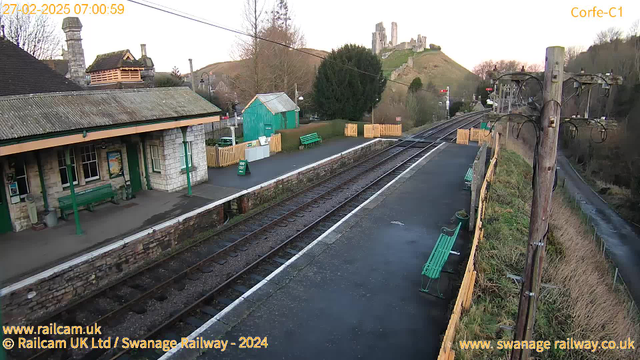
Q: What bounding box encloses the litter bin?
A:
[44,208,58,228]
[26,194,37,224]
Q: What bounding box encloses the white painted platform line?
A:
[1,139,391,297]
[159,142,446,360]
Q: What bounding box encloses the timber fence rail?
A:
[437,132,500,360]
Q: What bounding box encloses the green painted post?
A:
[181,127,192,196]
[141,135,152,190]
[36,151,49,210]
[65,147,82,235]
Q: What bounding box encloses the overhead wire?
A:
[127,0,422,92]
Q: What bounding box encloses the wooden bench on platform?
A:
[420,222,462,298]
[300,132,322,147]
[59,184,118,220]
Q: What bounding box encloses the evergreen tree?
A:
[313,44,386,121]
[408,77,423,93]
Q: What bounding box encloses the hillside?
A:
[194,48,329,77]
[383,50,479,99]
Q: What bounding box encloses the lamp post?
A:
[199,72,211,103]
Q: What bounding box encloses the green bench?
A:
[59,184,118,220]
[420,222,462,298]
[464,167,473,189]
[300,132,322,147]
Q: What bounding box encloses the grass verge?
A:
[455,150,639,360]
[277,120,369,152]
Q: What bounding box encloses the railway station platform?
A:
[0,137,370,286]
[172,143,479,360]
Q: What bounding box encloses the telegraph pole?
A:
[511,46,564,360]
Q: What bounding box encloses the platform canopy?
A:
[0,87,221,156]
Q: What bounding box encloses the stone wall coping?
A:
[1,138,394,297]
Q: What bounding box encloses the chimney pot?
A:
[141,44,147,57]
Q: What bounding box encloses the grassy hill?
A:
[382,50,479,97]
[194,48,329,77]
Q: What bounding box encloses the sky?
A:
[22,0,640,73]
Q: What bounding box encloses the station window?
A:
[58,150,78,187]
[179,142,193,169]
[80,145,100,181]
[150,145,161,172]
[14,159,29,198]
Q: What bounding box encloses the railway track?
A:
[6,111,486,360]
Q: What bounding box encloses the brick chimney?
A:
[62,17,87,87]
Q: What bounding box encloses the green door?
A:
[264,124,273,137]
[0,168,14,233]
[126,143,143,194]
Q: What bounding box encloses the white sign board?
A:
[396,116,401,122]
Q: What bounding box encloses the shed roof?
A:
[86,50,144,72]
[243,92,299,115]
[0,38,83,96]
[0,87,221,141]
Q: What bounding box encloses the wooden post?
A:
[510,46,564,360]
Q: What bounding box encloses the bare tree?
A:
[0,9,62,59]
[565,45,584,66]
[594,27,623,45]
[233,0,267,97]
[472,59,526,79]
[627,19,639,39]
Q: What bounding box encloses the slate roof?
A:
[244,92,299,114]
[0,87,221,141]
[86,50,144,72]
[42,59,70,77]
[0,38,83,96]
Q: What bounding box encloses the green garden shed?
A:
[242,92,299,141]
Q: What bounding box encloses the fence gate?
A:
[344,123,358,137]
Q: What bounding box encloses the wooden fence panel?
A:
[269,133,282,153]
[379,124,402,136]
[207,136,281,168]
[456,129,469,145]
[364,124,374,138]
[344,123,358,137]
[373,124,381,138]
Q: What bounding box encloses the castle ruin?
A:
[371,22,427,55]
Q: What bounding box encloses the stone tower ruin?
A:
[371,22,387,55]
[391,22,398,47]
[62,17,87,87]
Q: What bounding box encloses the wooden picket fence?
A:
[363,124,401,138]
[344,123,358,137]
[206,134,281,168]
[456,129,470,145]
[437,133,500,360]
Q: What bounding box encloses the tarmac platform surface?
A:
[0,137,370,286]
[178,143,479,360]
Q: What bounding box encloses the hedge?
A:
[277,120,368,152]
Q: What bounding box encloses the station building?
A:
[0,36,221,234]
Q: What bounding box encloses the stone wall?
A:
[162,125,208,192]
[0,139,391,323]
[238,140,391,212]
[1,203,224,324]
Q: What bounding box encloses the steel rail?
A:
[109,112,486,360]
